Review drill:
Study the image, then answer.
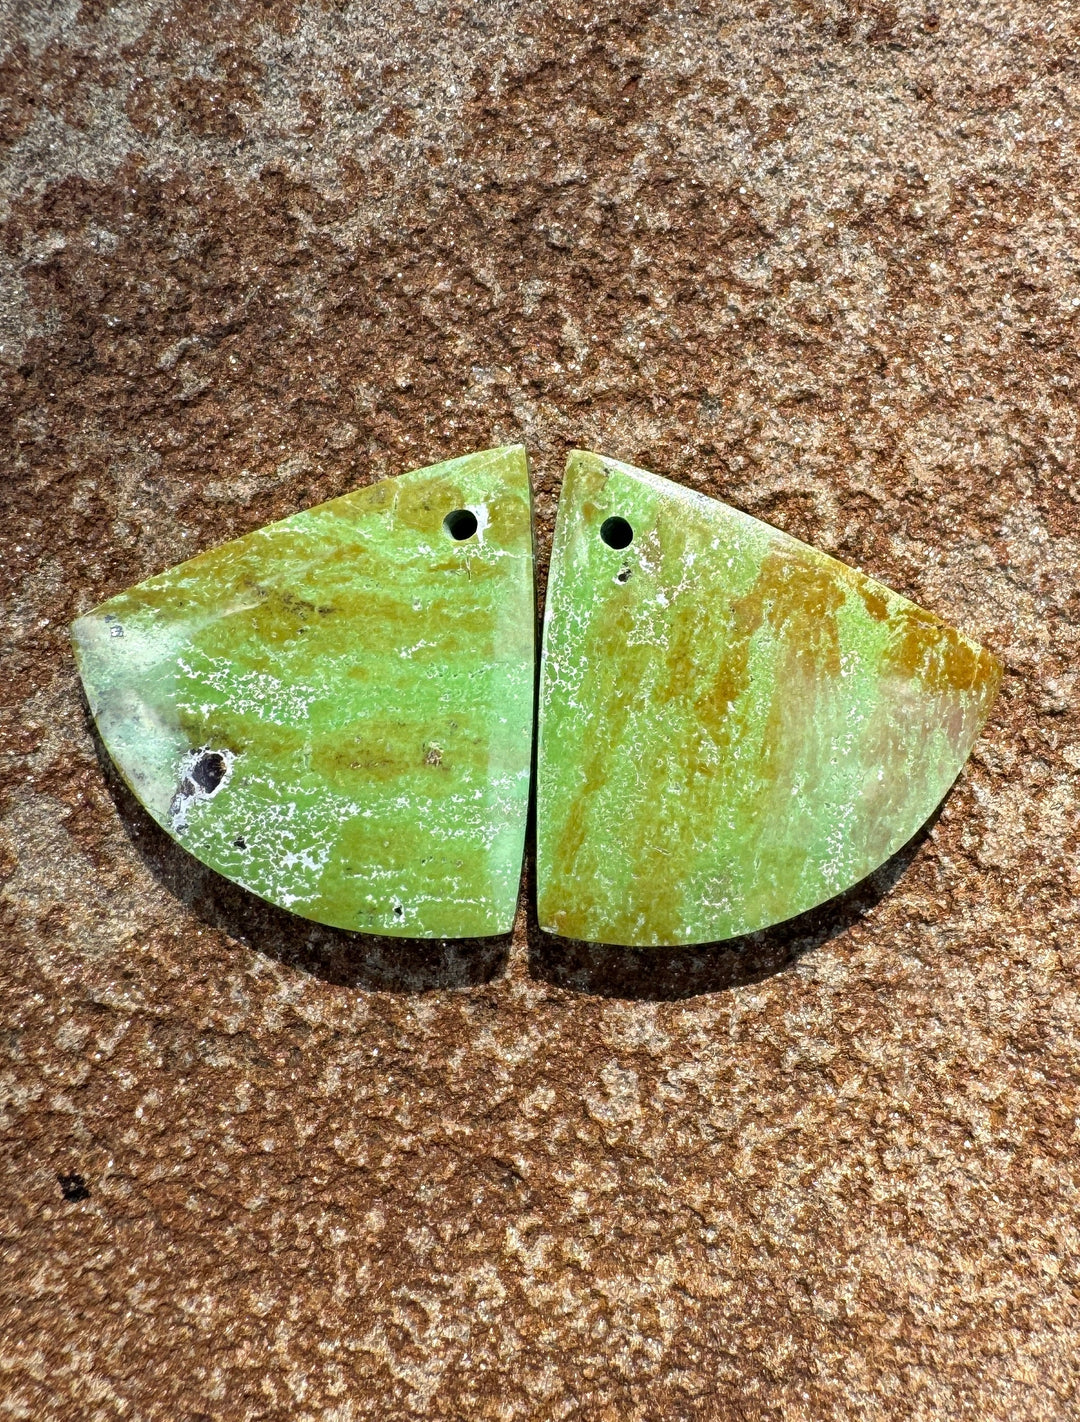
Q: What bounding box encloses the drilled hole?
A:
[444,508,478,541]
[600,516,633,549]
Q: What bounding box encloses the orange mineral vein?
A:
[536,451,1001,947]
[72,447,535,938]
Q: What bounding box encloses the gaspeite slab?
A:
[536,450,1002,947]
[72,446,535,938]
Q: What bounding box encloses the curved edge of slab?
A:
[535,450,1002,948]
[73,445,536,939]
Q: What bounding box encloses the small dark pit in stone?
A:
[616,567,632,583]
[601,516,633,549]
[234,836,247,850]
[190,750,228,795]
[444,508,478,540]
[58,1173,90,1202]
[393,903,405,918]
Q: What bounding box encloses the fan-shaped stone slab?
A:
[536,450,1001,947]
[72,446,535,938]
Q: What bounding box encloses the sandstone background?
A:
[2,1,1079,1418]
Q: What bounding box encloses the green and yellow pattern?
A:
[536,451,1001,947]
[72,446,535,938]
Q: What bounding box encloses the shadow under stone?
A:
[86,704,510,994]
[84,692,945,1001]
[525,807,943,1001]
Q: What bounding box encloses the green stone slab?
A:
[72,446,535,938]
[536,450,1002,947]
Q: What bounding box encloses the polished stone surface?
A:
[3,2,1078,1418]
[538,451,1001,946]
[71,446,535,937]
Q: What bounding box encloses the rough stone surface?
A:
[1,2,1078,1419]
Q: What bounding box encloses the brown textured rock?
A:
[1,2,1078,1418]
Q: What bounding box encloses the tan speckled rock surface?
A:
[2,2,1078,1418]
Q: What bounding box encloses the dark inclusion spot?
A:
[234,836,247,850]
[190,750,228,795]
[170,747,235,832]
[58,1173,90,1202]
[601,516,633,550]
[444,508,478,541]
[393,903,405,918]
[616,567,632,583]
